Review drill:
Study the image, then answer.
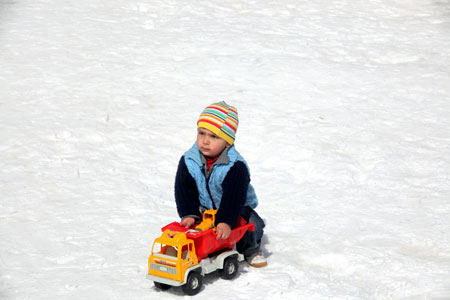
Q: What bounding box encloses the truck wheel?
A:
[154,282,171,291]
[182,272,203,296]
[219,256,238,280]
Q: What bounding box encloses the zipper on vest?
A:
[203,165,216,210]
[206,180,216,210]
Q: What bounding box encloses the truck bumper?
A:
[147,274,184,287]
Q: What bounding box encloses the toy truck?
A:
[147,209,254,295]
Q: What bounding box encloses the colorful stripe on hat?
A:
[197,101,239,145]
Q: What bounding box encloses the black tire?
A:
[219,256,239,280]
[154,282,171,291]
[154,281,172,291]
[182,271,203,296]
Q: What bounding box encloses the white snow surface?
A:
[1,0,450,299]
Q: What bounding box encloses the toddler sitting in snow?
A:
[174,101,267,267]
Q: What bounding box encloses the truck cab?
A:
[148,230,198,284]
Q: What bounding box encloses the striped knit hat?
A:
[197,101,239,145]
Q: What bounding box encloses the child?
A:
[174,101,267,268]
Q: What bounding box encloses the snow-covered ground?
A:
[1,0,450,299]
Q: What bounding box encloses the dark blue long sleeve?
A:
[174,156,201,219]
[215,161,249,228]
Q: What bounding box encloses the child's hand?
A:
[216,223,231,240]
[180,217,195,228]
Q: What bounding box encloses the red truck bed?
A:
[161,219,254,261]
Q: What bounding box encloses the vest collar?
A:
[200,147,230,178]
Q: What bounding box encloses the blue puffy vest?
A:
[183,143,258,210]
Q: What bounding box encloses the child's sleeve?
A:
[174,156,201,219]
[216,161,250,228]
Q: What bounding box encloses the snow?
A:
[1,0,450,299]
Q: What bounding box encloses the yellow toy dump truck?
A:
[147,209,254,295]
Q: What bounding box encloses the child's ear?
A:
[226,143,231,148]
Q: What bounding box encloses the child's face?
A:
[197,127,230,158]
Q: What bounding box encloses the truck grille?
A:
[150,263,177,275]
